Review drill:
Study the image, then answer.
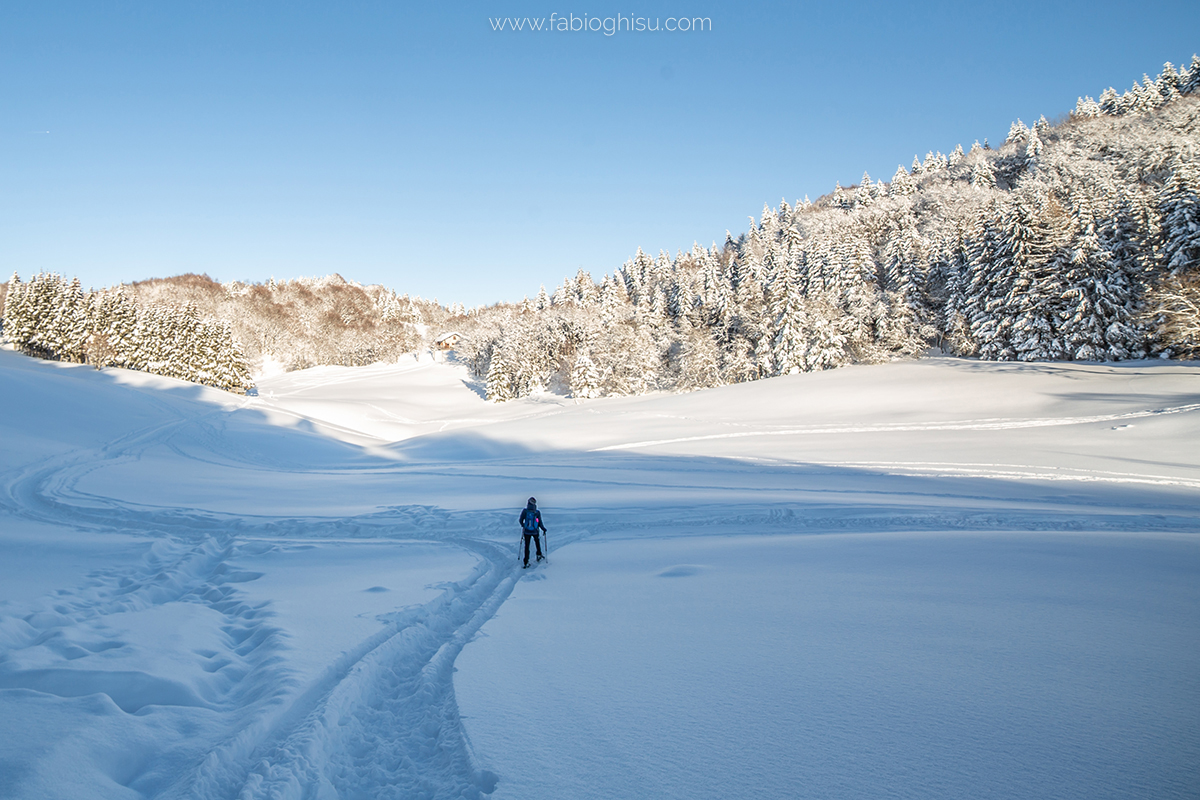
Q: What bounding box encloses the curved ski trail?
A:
[2,402,523,799]
[216,539,514,800]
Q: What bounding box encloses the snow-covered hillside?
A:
[1,349,1198,799]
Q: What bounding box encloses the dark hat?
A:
[528,497,537,505]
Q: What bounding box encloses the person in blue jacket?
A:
[519,497,547,568]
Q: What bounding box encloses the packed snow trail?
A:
[186,539,512,800]
[2,351,1199,799]
[0,355,527,798]
[2,456,519,799]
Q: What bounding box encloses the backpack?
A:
[522,508,540,532]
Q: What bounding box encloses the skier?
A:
[519,497,547,568]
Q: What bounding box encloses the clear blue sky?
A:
[2,1,1195,306]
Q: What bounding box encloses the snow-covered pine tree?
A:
[49,277,89,363]
[844,229,878,289]
[882,217,920,295]
[941,224,974,354]
[1059,207,1145,361]
[99,289,140,369]
[219,322,254,392]
[1156,63,1181,103]
[1073,95,1101,118]
[598,276,627,326]
[969,159,998,190]
[965,203,1008,359]
[29,274,61,356]
[1183,55,1200,95]
[1098,87,1121,115]
[666,274,692,321]
[1024,128,1044,170]
[1138,75,1164,112]
[799,234,827,295]
[1008,193,1072,362]
[696,250,724,325]
[759,203,781,239]
[14,273,44,356]
[841,278,894,362]
[1006,119,1029,145]
[770,259,807,375]
[890,165,916,197]
[856,171,875,206]
[193,318,221,386]
[798,291,849,371]
[485,344,517,401]
[27,273,66,359]
[575,270,598,305]
[1100,192,1153,284]
[179,303,206,381]
[16,273,47,356]
[644,286,668,327]
[624,247,653,306]
[570,350,602,398]
[989,195,1038,360]
[892,221,935,347]
[731,252,766,320]
[1159,158,1200,276]
[3,273,31,350]
[552,276,576,307]
[136,305,169,375]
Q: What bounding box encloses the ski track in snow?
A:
[0,410,513,798]
[3,356,1200,798]
[594,402,1200,451]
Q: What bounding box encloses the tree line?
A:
[0,272,445,392]
[3,272,254,393]
[454,57,1200,401]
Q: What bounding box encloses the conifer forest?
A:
[3,58,1199,399]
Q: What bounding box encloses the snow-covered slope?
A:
[1,349,1198,799]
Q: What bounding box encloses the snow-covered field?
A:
[1,348,1198,799]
